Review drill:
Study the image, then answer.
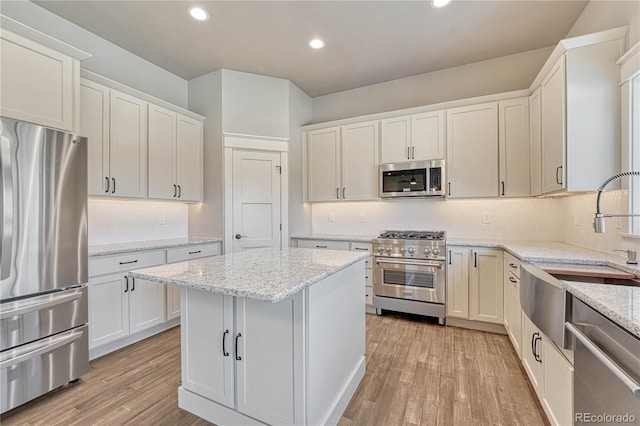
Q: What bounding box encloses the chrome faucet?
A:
[613,249,638,265]
[593,171,640,233]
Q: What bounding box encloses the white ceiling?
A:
[34,0,589,97]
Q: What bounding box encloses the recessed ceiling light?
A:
[189,7,209,21]
[309,38,325,49]
[431,0,451,8]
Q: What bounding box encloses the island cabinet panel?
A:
[181,290,234,408]
[236,294,304,426]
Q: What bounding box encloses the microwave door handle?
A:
[1,135,13,281]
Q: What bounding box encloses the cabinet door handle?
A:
[449,250,452,265]
[178,185,182,198]
[189,250,202,255]
[474,252,477,268]
[124,276,129,293]
[119,260,138,265]
[131,277,135,292]
[531,332,535,357]
[111,178,116,194]
[411,146,415,159]
[343,187,346,199]
[535,336,542,363]
[222,329,229,357]
[448,182,451,196]
[501,181,505,196]
[173,184,177,198]
[509,276,517,283]
[235,333,242,361]
[105,177,110,193]
[336,187,340,200]
[556,165,563,185]
[407,147,410,160]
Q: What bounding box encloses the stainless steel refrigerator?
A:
[0,117,88,413]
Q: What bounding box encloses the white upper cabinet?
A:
[0,28,80,132]
[307,122,379,202]
[80,80,110,196]
[380,111,445,163]
[109,89,148,198]
[529,88,543,196]
[308,126,340,202]
[81,80,147,198]
[446,102,499,198]
[341,121,379,200]
[175,115,203,202]
[148,105,203,202]
[534,28,625,195]
[411,111,446,161]
[380,116,411,163]
[498,97,530,197]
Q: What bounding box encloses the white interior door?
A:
[232,150,282,252]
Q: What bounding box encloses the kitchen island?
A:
[128,247,368,426]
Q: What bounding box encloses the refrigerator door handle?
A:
[0,290,84,320]
[0,327,84,369]
[0,135,13,281]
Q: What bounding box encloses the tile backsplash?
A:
[88,199,189,245]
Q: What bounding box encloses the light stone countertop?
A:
[128,247,368,303]
[563,281,640,339]
[291,233,378,243]
[89,237,223,257]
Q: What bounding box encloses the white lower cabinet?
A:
[88,273,130,348]
[129,278,166,334]
[182,288,304,425]
[503,252,522,358]
[446,246,503,325]
[522,313,573,426]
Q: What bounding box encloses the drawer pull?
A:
[189,250,202,255]
[509,263,518,269]
[354,248,369,251]
[316,245,328,249]
[509,276,517,283]
[119,260,138,265]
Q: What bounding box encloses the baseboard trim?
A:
[446,317,507,334]
[324,356,366,426]
[178,388,264,425]
[89,318,180,360]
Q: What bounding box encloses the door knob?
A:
[235,234,246,240]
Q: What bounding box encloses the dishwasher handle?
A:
[566,322,640,400]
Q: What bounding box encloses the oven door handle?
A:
[375,258,444,269]
[566,322,640,400]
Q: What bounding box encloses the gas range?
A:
[372,230,446,261]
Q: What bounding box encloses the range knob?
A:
[423,248,432,255]
[408,247,415,255]
[385,247,392,254]
[377,246,385,253]
[400,247,407,255]
[432,247,441,256]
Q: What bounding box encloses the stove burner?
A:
[378,230,445,240]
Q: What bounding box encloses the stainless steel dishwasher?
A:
[566,298,640,424]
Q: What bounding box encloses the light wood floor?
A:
[1,313,547,426]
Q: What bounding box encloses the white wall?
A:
[221,69,290,138]
[187,70,224,239]
[312,198,563,241]
[311,46,553,123]
[88,199,188,245]
[0,0,188,107]
[288,82,313,238]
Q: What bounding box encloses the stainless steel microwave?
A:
[379,160,445,198]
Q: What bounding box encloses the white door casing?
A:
[232,149,282,252]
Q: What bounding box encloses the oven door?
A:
[374,257,445,303]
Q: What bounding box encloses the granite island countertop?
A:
[89,237,223,257]
[128,247,368,303]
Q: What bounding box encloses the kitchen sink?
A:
[537,263,640,287]
[548,273,640,287]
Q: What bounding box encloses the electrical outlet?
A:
[159,214,166,225]
[482,212,491,224]
[360,212,366,223]
[328,212,335,222]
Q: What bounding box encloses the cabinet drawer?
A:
[296,240,350,250]
[89,250,166,277]
[350,242,373,252]
[167,243,220,264]
[504,252,521,278]
[365,286,373,305]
